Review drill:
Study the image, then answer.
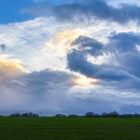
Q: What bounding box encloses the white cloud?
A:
[108,0,140,7]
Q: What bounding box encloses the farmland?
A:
[0,117,139,140]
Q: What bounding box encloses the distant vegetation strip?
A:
[0,111,140,118]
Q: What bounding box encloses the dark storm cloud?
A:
[0,44,6,52]
[67,49,129,81]
[106,33,140,78]
[107,33,140,53]
[72,36,103,56]
[0,69,74,114]
[54,0,140,23]
[67,33,140,89]
[20,69,72,95]
[67,35,130,81]
[24,0,140,23]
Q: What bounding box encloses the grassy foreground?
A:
[0,117,140,140]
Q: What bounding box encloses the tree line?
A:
[4,111,140,118]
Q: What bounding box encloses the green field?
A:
[0,117,140,140]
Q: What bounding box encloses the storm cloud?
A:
[67,33,140,90]
[23,0,140,24]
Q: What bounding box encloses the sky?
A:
[0,0,140,115]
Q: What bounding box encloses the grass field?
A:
[0,117,140,140]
